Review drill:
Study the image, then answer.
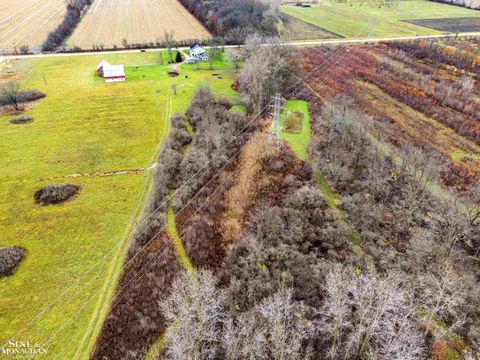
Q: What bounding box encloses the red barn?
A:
[97,60,110,77]
[97,61,126,83]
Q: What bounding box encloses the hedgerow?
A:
[42,0,93,51]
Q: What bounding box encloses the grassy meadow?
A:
[0,50,239,358]
[281,0,480,38]
[280,100,311,160]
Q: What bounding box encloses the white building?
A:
[189,44,208,61]
[97,61,126,83]
[96,61,110,77]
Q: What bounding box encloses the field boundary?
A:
[2,31,480,61]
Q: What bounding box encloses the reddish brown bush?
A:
[441,162,478,190]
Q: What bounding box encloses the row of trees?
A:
[177,0,280,43]
[161,260,473,360]
[390,38,480,72]
[42,0,92,51]
[362,53,480,145]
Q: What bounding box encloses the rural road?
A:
[2,31,480,61]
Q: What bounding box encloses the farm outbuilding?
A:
[97,61,126,83]
[97,61,110,76]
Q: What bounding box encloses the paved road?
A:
[2,31,480,61]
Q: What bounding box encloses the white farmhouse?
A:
[189,44,208,61]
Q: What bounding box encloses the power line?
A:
[7,34,365,355]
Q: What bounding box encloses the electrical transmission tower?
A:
[268,93,283,148]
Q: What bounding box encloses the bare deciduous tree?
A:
[1,81,20,110]
[238,38,292,113]
[223,287,313,360]
[320,264,425,360]
[163,30,176,63]
[207,39,221,70]
[400,145,445,187]
[417,262,467,340]
[228,48,243,73]
[160,270,224,360]
[465,181,480,227]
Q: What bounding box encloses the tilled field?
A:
[0,0,66,51]
[68,0,211,50]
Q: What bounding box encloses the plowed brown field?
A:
[0,0,66,51]
[68,0,210,50]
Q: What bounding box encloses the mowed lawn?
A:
[280,100,311,160]
[281,0,480,38]
[0,51,238,358]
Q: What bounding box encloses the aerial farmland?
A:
[0,0,66,51]
[68,0,211,49]
[1,0,480,358]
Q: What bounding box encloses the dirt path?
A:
[36,168,144,182]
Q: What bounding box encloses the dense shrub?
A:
[225,180,353,311]
[0,247,26,277]
[441,162,478,190]
[0,90,46,107]
[42,0,93,51]
[131,212,166,252]
[173,87,251,211]
[19,45,30,55]
[34,184,81,205]
[10,115,33,124]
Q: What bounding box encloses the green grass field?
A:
[281,0,480,38]
[0,50,239,359]
[280,100,311,160]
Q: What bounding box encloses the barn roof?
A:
[104,65,125,78]
[97,60,110,70]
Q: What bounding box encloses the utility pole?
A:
[368,17,377,38]
[268,93,283,149]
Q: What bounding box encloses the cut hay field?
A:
[0,51,238,359]
[68,0,211,50]
[0,0,66,51]
[281,0,480,38]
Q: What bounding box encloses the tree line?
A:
[42,0,92,51]
[177,0,281,43]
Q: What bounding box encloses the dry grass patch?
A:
[222,128,278,242]
[282,110,303,134]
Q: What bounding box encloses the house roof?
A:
[103,65,125,78]
[190,44,205,54]
[97,60,110,70]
